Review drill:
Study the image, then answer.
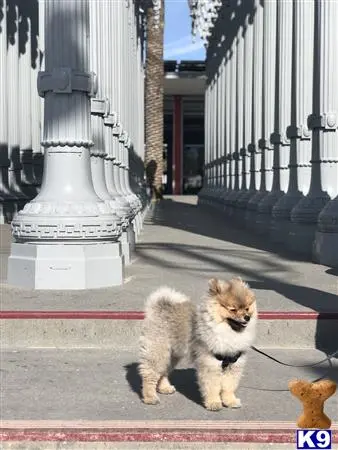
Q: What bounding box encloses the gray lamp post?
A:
[7,0,123,289]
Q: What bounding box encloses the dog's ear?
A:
[231,276,248,286]
[209,278,231,295]
[209,279,232,296]
[208,278,220,295]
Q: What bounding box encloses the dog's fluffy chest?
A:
[195,310,256,355]
[211,321,255,354]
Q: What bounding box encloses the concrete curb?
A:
[1,311,337,349]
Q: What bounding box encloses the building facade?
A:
[0,0,153,289]
[163,60,205,195]
[190,0,338,267]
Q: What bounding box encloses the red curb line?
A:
[3,429,337,443]
[0,311,338,320]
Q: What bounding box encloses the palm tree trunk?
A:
[144,0,164,200]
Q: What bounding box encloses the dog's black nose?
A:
[244,315,250,322]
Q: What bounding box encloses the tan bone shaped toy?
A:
[288,379,336,429]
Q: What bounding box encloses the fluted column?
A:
[312,0,338,267]
[234,21,250,224]
[220,53,228,205]
[198,79,207,204]
[245,0,264,228]
[18,1,37,199]
[213,64,222,207]
[222,49,232,209]
[31,0,43,189]
[208,77,216,205]
[111,0,136,263]
[8,0,123,289]
[228,28,244,218]
[136,9,148,213]
[89,0,124,235]
[215,58,224,206]
[256,0,292,234]
[235,10,255,219]
[271,0,314,243]
[0,0,15,223]
[250,0,277,227]
[209,78,216,204]
[120,0,142,228]
[289,0,335,258]
[99,0,135,265]
[199,78,209,205]
[219,52,226,204]
[7,3,28,210]
[223,42,237,214]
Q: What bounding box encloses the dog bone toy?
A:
[288,379,336,429]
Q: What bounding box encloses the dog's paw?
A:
[142,395,160,405]
[222,396,242,409]
[158,384,176,395]
[204,400,223,411]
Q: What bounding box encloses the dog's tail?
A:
[144,286,192,319]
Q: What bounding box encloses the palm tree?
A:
[144,0,164,200]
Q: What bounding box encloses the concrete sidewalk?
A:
[1,196,337,313]
[1,347,337,422]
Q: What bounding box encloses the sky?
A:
[164,0,206,61]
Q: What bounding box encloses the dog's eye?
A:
[229,308,237,312]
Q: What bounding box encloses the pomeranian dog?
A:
[138,277,257,411]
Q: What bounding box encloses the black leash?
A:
[241,346,338,392]
[250,345,338,368]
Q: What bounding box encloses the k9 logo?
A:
[296,430,332,449]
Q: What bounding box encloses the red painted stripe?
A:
[0,311,145,320]
[258,311,338,320]
[0,311,337,320]
[3,429,337,443]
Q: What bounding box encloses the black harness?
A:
[213,351,244,370]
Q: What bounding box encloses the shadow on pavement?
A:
[138,198,338,358]
[124,362,203,407]
[148,198,308,262]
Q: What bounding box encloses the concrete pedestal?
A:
[314,196,338,266]
[8,241,124,289]
[270,191,303,244]
[314,230,338,268]
[120,227,135,266]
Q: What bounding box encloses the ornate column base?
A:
[197,185,209,206]
[118,224,134,266]
[0,161,20,223]
[7,166,29,212]
[254,190,284,234]
[245,191,268,230]
[287,191,330,257]
[21,150,40,199]
[0,198,17,224]
[197,185,212,207]
[7,241,124,289]
[32,152,44,189]
[233,189,256,225]
[224,190,241,218]
[132,214,141,242]
[219,188,230,214]
[270,191,303,243]
[313,196,338,267]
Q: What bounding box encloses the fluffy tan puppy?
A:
[138,277,257,411]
